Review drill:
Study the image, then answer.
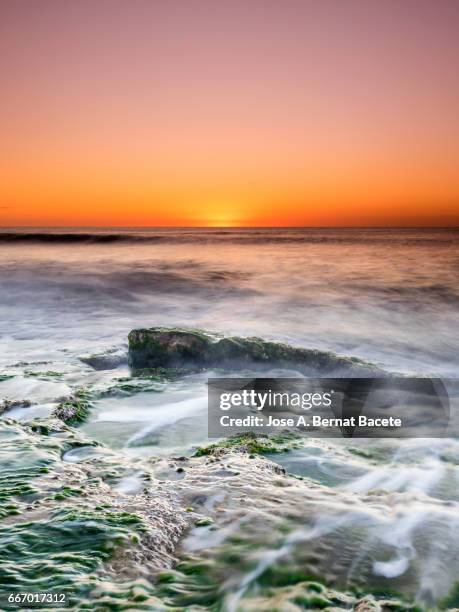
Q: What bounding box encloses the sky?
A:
[1,0,458,227]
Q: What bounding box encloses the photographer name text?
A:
[219,415,402,428]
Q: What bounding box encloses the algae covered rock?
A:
[128,327,384,376]
[0,399,32,416]
[128,328,212,370]
[79,347,127,370]
[53,391,92,425]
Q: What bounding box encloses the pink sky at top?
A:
[1,0,458,226]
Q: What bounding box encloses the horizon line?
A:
[1,225,459,231]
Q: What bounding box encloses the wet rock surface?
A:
[128,327,385,376]
[79,347,127,370]
[0,414,455,610]
[0,399,32,416]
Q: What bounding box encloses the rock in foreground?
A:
[128,327,384,376]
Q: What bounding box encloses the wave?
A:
[0,228,458,245]
[0,232,162,244]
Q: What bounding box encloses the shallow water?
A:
[1,227,458,609]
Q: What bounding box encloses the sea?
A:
[0,227,458,609]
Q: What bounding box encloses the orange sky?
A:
[1,0,458,227]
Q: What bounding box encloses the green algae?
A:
[0,507,146,597]
[154,551,420,612]
[293,592,332,608]
[155,556,220,609]
[438,582,459,609]
[257,564,322,589]
[0,420,155,610]
[131,367,191,380]
[55,400,90,424]
[347,446,377,459]
[24,370,64,379]
[99,368,190,397]
[0,374,14,382]
[100,377,163,397]
[193,431,301,457]
[194,517,213,527]
[0,422,58,518]
[148,487,425,611]
[57,507,147,530]
[51,486,84,501]
[54,391,92,425]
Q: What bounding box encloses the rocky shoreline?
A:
[0,328,456,610]
[0,416,425,611]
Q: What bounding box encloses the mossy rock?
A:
[53,392,92,425]
[193,431,299,457]
[195,517,214,527]
[128,327,385,376]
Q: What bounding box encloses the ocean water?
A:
[1,227,458,609]
[1,227,458,371]
[1,227,458,451]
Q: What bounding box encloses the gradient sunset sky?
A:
[1,0,458,227]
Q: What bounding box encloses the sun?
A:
[200,202,248,227]
[205,214,241,228]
